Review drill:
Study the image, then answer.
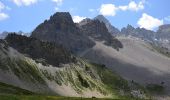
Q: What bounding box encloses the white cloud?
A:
[118,1,144,11]
[52,0,63,5]
[164,16,170,22]
[72,16,86,23]
[128,1,144,11]
[137,13,163,30]
[0,12,9,21]
[118,6,128,11]
[99,4,117,16]
[99,0,145,16]
[11,0,38,6]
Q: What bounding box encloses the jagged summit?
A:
[94,15,109,24]
[31,12,95,53]
[78,18,91,26]
[79,18,123,50]
[32,12,123,53]
[121,25,155,41]
[156,24,170,40]
[94,15,120,35]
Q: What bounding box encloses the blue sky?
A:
[0,0,170,33]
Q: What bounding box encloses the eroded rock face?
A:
[94,15,120,35]
[121,25,155,41]
[157,24,170,40]
[5,33,74,67]
[31,12,95,53]
[79,18,123,50]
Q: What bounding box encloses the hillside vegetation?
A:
[0,36,149,99]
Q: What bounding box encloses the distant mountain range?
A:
[0,31,30,39]
[94,15,170,43]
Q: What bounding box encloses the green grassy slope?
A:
[0,82,34,95]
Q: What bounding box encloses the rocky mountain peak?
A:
[126,24,135,30]
[94,15,120,35]
[40,12,75,32]
[79,18,123,50]
[78,18,92,26]
[31,12,95,54]
[94,15,109,23]
[156,24,170,40]
[158,24,170,30]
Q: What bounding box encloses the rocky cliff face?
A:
[32,12,123,53]
[79,18,123,50]
[156,24,170,40]
[5,33,74,67]
[31,12,95,53]
[94,15,120,35]
[121,25,155,41]
[0,32,9,39]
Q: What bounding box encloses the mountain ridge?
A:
[32,12,95,54]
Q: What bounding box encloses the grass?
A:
[8,59,45,84]
[0,82,34,95]
[90,63,130,92]
[146,84,164,94]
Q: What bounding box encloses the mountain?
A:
[0,32,9,39]
[32,12,123,53]
[1,12,170,99]
[156,24,170,41]
[0,31,30,39]
[94,15,120,35]
[79,18,123,50]
[31,12,95,54]
[5,33,73,67]
[80,36,170,98]
[121,25,155,42]
[94,15,156,42]
[0,35,148,99]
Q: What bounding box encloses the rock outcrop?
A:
[31,12,95,53]
[79,18,123,50]
[94,15,120,35]
[5,33,74,67]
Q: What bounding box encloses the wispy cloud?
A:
[0,12,9,21]
[0,1,5,12]
[89,9,95,12]
[52,0,63,6]
[52,0,63,11]
[11,0,39,6]
[99,0,145,16]
[0,1,9,21]
[137,13,163,30]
